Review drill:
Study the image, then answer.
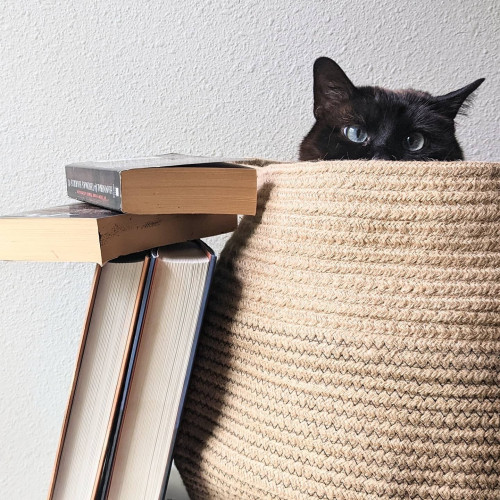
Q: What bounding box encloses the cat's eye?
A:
[405,132,425,151]
[343,126,368,144]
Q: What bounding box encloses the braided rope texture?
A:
[174,161,500,499]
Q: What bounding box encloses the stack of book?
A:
[0,153,258,500]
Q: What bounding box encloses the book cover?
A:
[2,203,122,219]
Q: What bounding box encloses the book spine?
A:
[66,165,123,211]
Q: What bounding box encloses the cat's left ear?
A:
[433,78,485,119]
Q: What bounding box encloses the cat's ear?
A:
[433,78,485,119]
[313,57,356,120]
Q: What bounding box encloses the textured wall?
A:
[0,1,498,498]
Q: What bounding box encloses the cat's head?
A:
[299,57,484,161]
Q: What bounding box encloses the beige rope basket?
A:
[174,160,500,499]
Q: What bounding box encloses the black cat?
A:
[299,57,484,161]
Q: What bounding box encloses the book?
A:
[65,153,258,215]
[48,241,216,500]
[0,202,236,265]
[103,242,216,500]
[48,252,151,500]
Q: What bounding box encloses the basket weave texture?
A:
[174,161,500,499]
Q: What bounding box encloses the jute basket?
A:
[174,160,500,499]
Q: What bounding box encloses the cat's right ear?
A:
[433,78,485,119]
[313,57,356,120]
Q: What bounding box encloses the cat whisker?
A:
[324,129,335,160]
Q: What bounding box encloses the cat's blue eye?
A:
[405,132,425,151]
[343,126,368,144]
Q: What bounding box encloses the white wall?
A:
[1,1,498,498]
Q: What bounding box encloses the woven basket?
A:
[174,160,500,499]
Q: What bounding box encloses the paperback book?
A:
[65,153,258,215]
[0,202,236,265]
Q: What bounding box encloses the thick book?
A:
[48,241,216,500]
[0,202,235,265]
[65,153,258,215]
[48,252,152,500]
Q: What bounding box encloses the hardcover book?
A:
[49,252,151,500]
[0,203,236,265]
[65,153,258,215]
[48,241,216,500]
